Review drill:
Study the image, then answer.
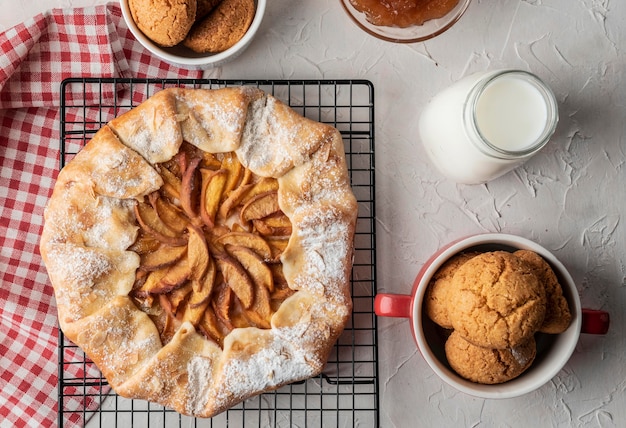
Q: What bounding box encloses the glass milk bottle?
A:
[419,70,558,184]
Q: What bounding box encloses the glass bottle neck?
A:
[463,70,559,160]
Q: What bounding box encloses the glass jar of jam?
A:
[349,0,461,28]
[340,0,472,43]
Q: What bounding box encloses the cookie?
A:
[513,250,572,334]
[196,0,222,20]
[425,252,477,329]
[129,0,197,47]
[447,251,546,349]
[445,330,536,384]
[183,0,255,53]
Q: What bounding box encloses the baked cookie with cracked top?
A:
[184,0,255,53]
[425,252,478,329]
[129,0,197,47]
[445,330,536,384]
[447,251,546,349]
[514,250,572,334]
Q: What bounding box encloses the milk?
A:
[419,70,558,184]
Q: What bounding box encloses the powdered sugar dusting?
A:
[81,198,137,250]
[238,95,326,177]
[210,291,349,413]
[109,96,181,165]
[100,328,160,380]
[45,243,139,324]
[46,244,112,319]
[186,356,214,415]
[132,109,179,164]
[43,183,138,252]
[93,147,151,198]
[203,98,245,136]
[238,96,289,174]
[213,329,317,408]
[303,135,352,206]
[291,206,352,298]
[47,244,110,288]
[73,298,162,387]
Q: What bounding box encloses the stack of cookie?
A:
[425,250,572,384]
[129,0,255,53]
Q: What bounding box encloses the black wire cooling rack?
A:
[57,78,378,427]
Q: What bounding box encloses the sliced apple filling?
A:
[129,142,295,348]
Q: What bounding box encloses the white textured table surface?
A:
[2,1,624,427]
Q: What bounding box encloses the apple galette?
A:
[40,87,357,417]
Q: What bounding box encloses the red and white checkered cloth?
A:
[0,3,202,427]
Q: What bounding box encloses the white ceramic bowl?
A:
[339,0,472,43]
[119,0,266,70]
[375,233,609,398]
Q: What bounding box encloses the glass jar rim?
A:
[465,70,559,159]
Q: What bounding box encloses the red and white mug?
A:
[375,233,609,398]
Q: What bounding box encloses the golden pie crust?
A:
[40,87,357,417]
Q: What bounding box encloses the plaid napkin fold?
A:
[0,3,202,427]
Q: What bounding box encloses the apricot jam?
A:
[349,0,460,28]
